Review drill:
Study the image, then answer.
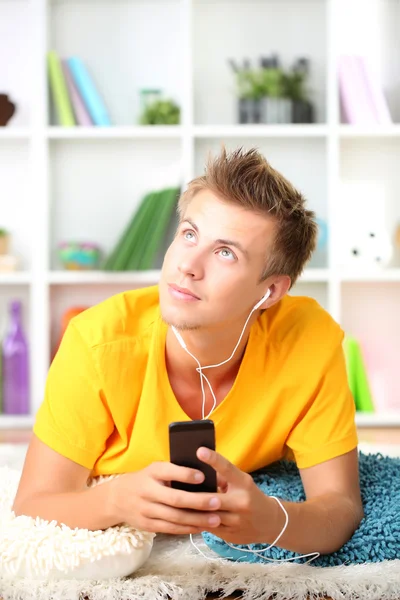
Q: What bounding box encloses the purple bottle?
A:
[2,300,30,414]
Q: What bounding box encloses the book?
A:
[357,55,392,125]
[67,57,111,127]
[130,188,179,270]
[343,335,375,413]
[103,188,179,271]
[338,55,377,125]
[61,60,93,126]
[47,51,76,127]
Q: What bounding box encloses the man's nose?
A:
[177,247,204,279]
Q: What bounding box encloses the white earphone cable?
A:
[171,290,320,564]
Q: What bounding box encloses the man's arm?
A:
[262,448,364,555]
[196,447,364,556]
[13,434,118,530]
[13,435,226,535]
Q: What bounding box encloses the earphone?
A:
[171,287,320,565]
[172,289,271,419]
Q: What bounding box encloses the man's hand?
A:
[109,461,225,535]
[196,447,276,545]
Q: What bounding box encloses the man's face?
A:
[159,189,276,331]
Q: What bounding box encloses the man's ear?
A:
[259,275,291,309]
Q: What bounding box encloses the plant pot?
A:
[260,98,292,124]
[238,98,262,124]
[0,234,9,255]
[292,100,314,123]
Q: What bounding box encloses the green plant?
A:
[235,68,286,100]
[140,99,180,125]
[0,228,8,237]
[282,71,307,101]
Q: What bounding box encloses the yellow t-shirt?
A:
[33,285,358,477]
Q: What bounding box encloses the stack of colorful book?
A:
[47,51,111,126]
[103,187,180,271]
[338,55,392,125]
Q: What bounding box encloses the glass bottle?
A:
[2,300,30,414]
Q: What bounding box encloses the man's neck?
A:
[164,317,257,390]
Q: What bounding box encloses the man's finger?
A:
[196,448,245,485]
[217,472,228,493]
[144,502,221,529]
[154,482,222,512]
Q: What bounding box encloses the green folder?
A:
[47,51,75,127]
[343,335,375,413]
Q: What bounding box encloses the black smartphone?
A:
[169,419,217,493]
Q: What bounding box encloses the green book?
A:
[103,192,156,271]
[343,335,375,413]
[47,51,76,126]
[125,191,163,271]
[136,188,179,270]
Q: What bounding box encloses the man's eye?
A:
[220,248,235,260]
[183,230,195,240]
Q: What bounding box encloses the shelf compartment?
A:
[48,0,183,127]
[0,142,32,271]
[339,138,400,271]
[193,0,327,125]
[0,1,32,128]
[49,138,182,270]
[341,281,400,416]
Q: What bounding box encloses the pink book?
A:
[62,59,93,126]
[338,55,377,125]
[357,55,392,125]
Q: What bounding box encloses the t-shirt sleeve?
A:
[285,336,359,469]
[33,321,114,470]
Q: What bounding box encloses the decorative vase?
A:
[2,300,30,415]
[292,100,314,123]
[238,98,261,124]
[260,98,292,124]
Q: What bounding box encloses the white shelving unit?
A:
[1,0,400,429]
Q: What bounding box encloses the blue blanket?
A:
[202,452,400,566]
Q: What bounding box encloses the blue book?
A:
[67,57,111,126]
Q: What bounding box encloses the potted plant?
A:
[258,57,290,124]
[283,58,314,123]
[139,98,180,125]
[0,228,9,255]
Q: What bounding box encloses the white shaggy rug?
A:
[1,443,400,600]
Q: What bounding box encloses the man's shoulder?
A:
[263,293,343,347]
[68,285,160,349]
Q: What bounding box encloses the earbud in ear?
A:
[172,326,187,349]
[252,288,271,311]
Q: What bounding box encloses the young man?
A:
[13,147,363,557]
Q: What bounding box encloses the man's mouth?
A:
[168,284,200,301]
